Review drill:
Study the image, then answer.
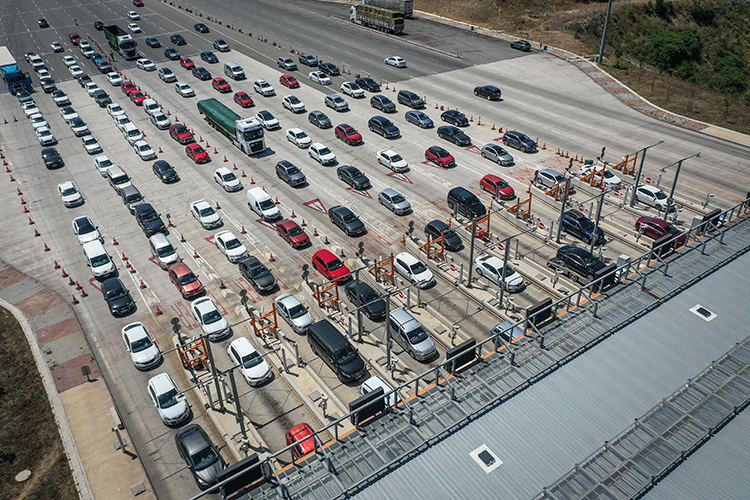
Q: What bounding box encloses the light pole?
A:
[630,140,665,207]
[596,0,614,64]
[661,152,701,202]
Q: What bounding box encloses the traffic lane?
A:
[296,336,364,410]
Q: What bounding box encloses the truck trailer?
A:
[104,25,139,60]
[0,46,33,94]
[364,0,413,17]
[197,98,266,155]
[350,4,404,34]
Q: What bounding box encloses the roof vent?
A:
[470,444,503,474]
[690,304,717,322]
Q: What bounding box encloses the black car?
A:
[510,39,531,51]
[170,34,186,45]
[368,116,399,138]
[40,77,56,93]
[344,281,386,321]
[424,220,463,251]
[370,94,396,113]
[77,74,92,87]
[355,77,380,92]
[319,62,341,76]
[441,109,469,127]
[101,278,135,316]
[38,18,49,28]
[194,23,209,33]
[175,424,226,491]
[42,147,64,169]
[145,36,161,48]
[561,210,605,245]
[397,90,424,109]
[553,246,607,282]
[336,166,371,190]
[238,256,277,293]
[308,110,332,129]
[153,160,179,183]
[134,203,166,237]
[200,51,218,64]
[437,126,471,147]
[164,47,180,60]
[502,130,537,153]
[192,67,211,80]
[473,85,502,101]
[93,90,112,107]
[94,21,104,30]
[329,205,365,236]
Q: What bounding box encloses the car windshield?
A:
[333,97,343,103]
[289,304,307,319]
[174,125,187,134]
[349,83,360,89]
[179,273,197,285]
[327,259,343,271]
[162,69,173,75]
[289,96,300,104]
[61,187,77,196]
[502,264,517,277]
[128,130,140,137]
[223,173,237,181]
[391,194,406,203]
[407,326,428,345]
[288,226,304,236]
[654,190,668,200]
[157,388,179,408]
[390,154,403,162]
[90,254,110,267]
[342,213,358,223]
[199,207,215,217]
[190,445,219,471]
[294,132,307,140]
[259,111,272,120]
[243,128,264,141]
[131,336,153,353]
[138,145,150,152]
[157,245,175,257]
[77,220,95,234]
[335,345,357,364]
[106,287,127,300]
[251,266,269,278]
[579,217,595,231]
[350,170,363,178]
[666,225,680,235]
[225,238,241,249]
[259,199,275,210]
[581,253,602,268]
[496,179,509,188]
[603,170,616,179]
[192,145,204,153]
[436,150,449,158]
[202,310,222,324]
[99,159,113,168]
[84,138,96,145]
[319,147,331,155]
[241,351,263,368]
[409,261,427,274]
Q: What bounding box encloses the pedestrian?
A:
[75,18,78,26]
[110,50,116,62]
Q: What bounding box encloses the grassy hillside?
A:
[415,0,750,133]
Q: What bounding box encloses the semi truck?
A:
[104,25,139,60]
[364,0,413,17]
[197,98,266,155]
[350,4,404,34]
[0,46,33,94]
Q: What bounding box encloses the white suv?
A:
[147,373,191,426]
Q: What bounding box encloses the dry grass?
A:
[0,306,77,500]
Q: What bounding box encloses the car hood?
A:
[254,273,276,289]
[61,193,81,205]
[504,271,525,288]
[160,399,189,421]
[414,269,434,284]
[392,200,411,211]
[226,246,247,259]
[195,457,225,487]
[201,316,228,335]
[344,219,365,233]
[182,280,204,295]
[352,177,370,189]
[289,171,306,182]
[290,233,309,245]
[162,170,178,181]
[203,213,221,225]
[292,312,313,330]
[132,345,160,366]
[338,354,365,380]
[412,336,436,356]
[366,299,386,318]
[109,294,132,311]
[241,359,271,382]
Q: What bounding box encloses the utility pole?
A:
[630,140,665,207]
[596,0,614,64]
[556,178,571,243]
[467,217,477,288]
[663,152,701,202]
[590,192,605,255]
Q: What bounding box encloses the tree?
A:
[650,29,702,72]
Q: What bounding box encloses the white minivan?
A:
[246,187,281,222]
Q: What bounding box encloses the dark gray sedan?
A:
[437,126,471,147]
[238,256,277,293]
[329,206,365,236]
[175,424,226,490]
[337,165,371,190]
[308,110,332,129]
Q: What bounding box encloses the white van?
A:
[246,187,281,221]
[223,62,245,80]
[106,166,132,194]
[82,240,116,279]
[149,233,180,269]
[121,122,143,145]
[142,98,160,116]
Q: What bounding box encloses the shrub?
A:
[650,29,702,71]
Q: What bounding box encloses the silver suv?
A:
[277,56,297,71]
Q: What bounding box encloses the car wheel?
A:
[477,268,483,277]
[474,90,479,96]
[448,201,455,211]
[486,94,491,100]
[520,146,527,153]
[369,125,375,132]
[408,350,415,359]
[425,153,430,161]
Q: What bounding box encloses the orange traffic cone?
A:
[269,253,275,262]
[155,305,163,315]
[241,225,246,234]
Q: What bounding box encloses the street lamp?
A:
[660,152,701,202]
[630,140,665,207]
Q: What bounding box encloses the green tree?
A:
[650,29,702,71]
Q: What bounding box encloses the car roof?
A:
[229,336,257,355]
[638,185,661,193]
[192,199,210,208]
[559,245,595,258]
[396,252,419,265]
[216,166,232,175]
[380,187,399,197]
[314,248,338,261]
[344,280,376,294]
[275,293,300,307]
[175,424,210,453]
[427,219,449,231]
[277,219,297,229]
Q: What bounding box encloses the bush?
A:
[650,29,702,71]
[690,3,715,25]
[710,49,748,95]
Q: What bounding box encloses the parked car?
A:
[354,77,380,92]
[510,39,532,51]
[282,95,305,113]
[168,262,204,299]
[319,62,340,76]
[275,294,313,333]
[394,252,435,288]
[424,220,463,250]
[101,278,135,316]
[368,116,399,138]
[194,23,209,33]
[286,128,312,148]
[153,160,179,183]
[308,110,332,129]
[474,254,525,291]
[324,94,348,112]
[424,146,454,167]
[213,167,242,192]
[405,110,434,128]
[384,56,406,67]
[334,124,362,145]
[396,90,424,109]
[308,143,336,165]
[148,373,191,426]
[378,188,411,215]
[337,165,370,190]
[238,256,277,293]
[370,94,396,113]
[190,200,222,228]
[309,71,331,85]
[344,281,386,321]
[227,337,272,386]
[279,74,299,89]
[441,109,469,127]
[329,206,365,236]
[277,57,297,71]
[635,217,686,245]
[561,209,605,245]
[635,185,674,212]
[121,322,162,370]
[480,174,515,200]
[190,296,231,340]
[298,53,318,66]
[437,125,471,146]
[276,160,306,186]
[579,164,623,189]
[286,423,316,459]
[233,91,254,108]
[376,149,408,172]
[340,81,364,98]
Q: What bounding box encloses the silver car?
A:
[275,293,313,333]
[389,308,436,361]
[378,188,411,215]
[481,144,514,166]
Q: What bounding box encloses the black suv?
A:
[397,90,424,109]
[200,51,218,64]
[424,220,463,251]
[447,187,487,219]
[93,90,111,107]
[561,210,605,245]
[370,94,396,113]
[152,160,179,183]
[42,147,64,169]
[319,62,340,76]
[329,206,365,236]
[238,256,277,294]
[194,23,209,33]
[101,278,135,316]
[355,77,380,92]
[473,85,502,100]
[502,131,537,153]
[552,246,607,282]
[170,34,186,45]
[437,126,471,147]
[368,116,399,138]
[441,109,469,127]
[344,281,386,321]
[192,67,211,80]
[135,203,166,237]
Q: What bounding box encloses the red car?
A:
[121,81,137,95]
[129,91,146,105]
[312,249,351,284]
[186,143,210,163]
[635,217,687,246]
[480,174,515,200]
[276,219,310,248]
[167,263,204,299]
[180,57,195,70]
[334,124,363,146]
[133,0,144,5]
[233,91,254,108]
[425,146,455,168]
[169,123,194,144]
[286,423,316,459]
[279,74,300,89]
[69,32,81,45]
[212,77,232,93]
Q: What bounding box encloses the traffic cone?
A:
[250,176,254,183]
[76,281,83,290]
[447,219,452,227]
[28,216,34,225]
[13,116,17,122]
[313,227,318,236]
[402,234,406,244]
[233,162,237,170]
[17,187,22,195]
[69,276,75,286]
[542,143,546,150]
[122,252,128,261]
[72,295,79,305]
[54,260,60,269]
[9,174,15,181]
[130,264,136,274]
[269,253,275,262]
[291,210,296,218]
[155,305,163,315]
[223,155,228,162]
[113,237,118,245]
[275,196,279,204]
[477,116,481,126]
[20,197,26,205]
[301,219,306,226]
[180,233,185,242]
[140,279,147,288]
[175,116,179,122]
[339,248,345,257]
[3,118,6,124]
[34,228,40,237]
[213,147,218,154]
[324,235,329,244]
[61,268,68,278]
[491,123,496,131]
[219,280,226,289]
[194,249,199,258]
[23,205,29,213]
[158,146,163,153]
[44,243,50,252]
[241,170,246,177]
[216,201,221,210]
[80,288,88,298]
[240,225,246,234]
[168,218,174,227]
[200,136,203,142]
[470,115,474,122]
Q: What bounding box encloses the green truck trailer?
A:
[349,3,404,34]
[197,98,266,155]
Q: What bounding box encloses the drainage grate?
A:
[470,444,503,473]
[690,304,717,321]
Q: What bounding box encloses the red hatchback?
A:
[133,0,144,5]
[425,146,455,168]
[212,77,232,93]
[286,423,316,459]
[180,57,195,70]
[167,263,204,299]
[279,74,299,89]
[130,91,146,105]
[635,217,687,246]
[276,219,310,248]
[313,249,351,284]
[233,91,254,108]
[69,32,81,45]
[480,174,515,200]
[169,123,194,144]
[121,81,137,95]
[186,143,210,163]
[334,124,363,146]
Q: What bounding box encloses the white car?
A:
[340,81,364,98]
[286,128,312,148]
[84,82,100,97]
[150,112,171,129]
[72,216,102,245]
[62,55,77,67]
[36,127,56,145]
[94,155,114,176]
[69,118,89,136]
[68,64,84,77]
[115,114,132,130]
[147,373,191,426]
[51,90,70,106]
[255,110,279,130]
[79,40,91,51]
[127,23,141,33]
[190,296,231,340]
[579,164,623,189]
[81,47,94,59]
[282,95,305,113]
[191,200,222,229]
[81,135,102,154]
[384,56,406,68]
[133,140,156,160]
[394,252,435,289]
[174,82,194,97]
[121,322,162,370]
[136,58,156,71]
[159,67,177,83]
[215,230,248,263]
[635,185,674,212]
[107,103,126,118]
[213,167,242,192]
[127,10,140,20]
[474,254,525,292]
[274,294,313,333]
[107,72,123,86]
[51,41,64,53]
[58,181,84,207]
[253,79,275,96]
[376,149,408,172]
[60,106,78,122]
[308,71,331,85]
[29,113,48,130]
[361,375,399,409]
[37,69,51,80]
[23,103,40,117]
[227,337,272,386]
[308,143,335,165]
